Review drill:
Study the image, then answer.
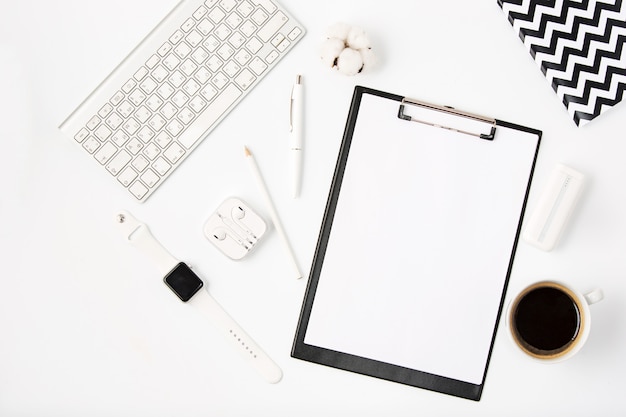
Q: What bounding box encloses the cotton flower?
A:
[320,23,376,76]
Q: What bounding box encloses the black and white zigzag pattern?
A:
[498,0,626,126]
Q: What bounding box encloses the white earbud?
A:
[212,227,250,250]
[231,206,258,239]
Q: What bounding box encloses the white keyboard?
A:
[60,0,304,202]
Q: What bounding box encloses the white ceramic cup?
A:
[506,280,603,363]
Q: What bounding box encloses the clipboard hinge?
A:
[398,98,497,140]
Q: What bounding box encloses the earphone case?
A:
[203,197,267,260]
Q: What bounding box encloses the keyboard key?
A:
[123,118,141,136]
[237,1,254,17]
[140,77,158,94]
[256,0,277,14]
[155,131,172,149]
[153,157,171,175]
[211,72,229,89]
[157,42,172,57]
[240,20,257,37]
[265,49,279,64]
[277,38,290,52]
[98,103,114,118]
[249,57,268,75]
[94,142,117,164]
[288,27,302,40]
[94,124,112,141]
[228,31,246,48]
[126,137,143,154]
[257,11,287,42]
[178,107,195,124]
[134,106,152,124]
[131,154,150,172]
[217,44,235,60]
[169,70,186,88]
[191,47,209,64]
[174,42,192,59]
[141,168,160,187]
[223,61,241,77]
[146,94,164,112]
[122,79,137,93]
[171,91,189,108]
[169,30,184,44]
[74,128,89,143]
[207,55,224,72]
[214,23,231,41]
[234,49,252,65]
[106,149,132,175]
[201,86,218,101]
[164,142,185,164]
[143,143,161,160]
[251,9,268,26]
[195,67,212,84]
[166,120,184,136]
[111,131,130,147]
[183,79,201,96]
[235,68,256,90]
[137,125,155,142]
[181,18,195,33]
[149,114,167,130]
[146,54,160,69]
[160,102,178,119]
[193,6,208,20]
[110,91,124,106]
[246,37,263,54]
[106,112,124,130]
[86,115,100,130]
[133,66,149,81]
[208,8,226,23]
[179,83,242,149]
[152,65,169,83]
[118,166,138,186]
[83,137,100,153]
[189,96,208,113]
[118,101,134,118]
[157,83,175,100]
[197,19,214,36]
[163,54,180,70]
[220,0,237,12]
[187,31,204,49]
[128,89,146,106]
[180,59,198,76]
[203,35,220,52]
[129,181,149,200]
[226,13,243,29]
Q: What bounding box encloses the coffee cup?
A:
[506,281,603,362]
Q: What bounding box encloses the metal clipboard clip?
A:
[398,97,497,140]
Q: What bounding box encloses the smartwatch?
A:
[115,210,282,383]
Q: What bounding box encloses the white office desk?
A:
[1,0,625,415]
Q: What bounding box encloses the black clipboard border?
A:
[291,86,542,401]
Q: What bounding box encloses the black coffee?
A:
[513,286,580,353]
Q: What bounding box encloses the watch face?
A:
[163,263,204,302]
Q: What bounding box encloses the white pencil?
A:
[244,146,303,279]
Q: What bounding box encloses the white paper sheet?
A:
[304,93,539,385]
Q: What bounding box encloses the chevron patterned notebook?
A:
[498,0,626,126]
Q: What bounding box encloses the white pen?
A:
[244,146,303,280]
[289,74,304,198]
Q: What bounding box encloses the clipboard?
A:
[291,86,541,401]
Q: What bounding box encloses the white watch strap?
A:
[116,210,179,275]
[115,210,283,383]
[189,290,283,383]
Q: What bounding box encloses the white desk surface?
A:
[2,0,625,415]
